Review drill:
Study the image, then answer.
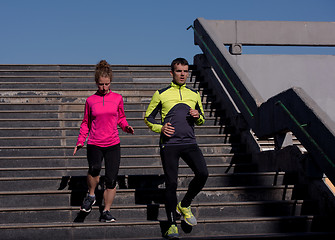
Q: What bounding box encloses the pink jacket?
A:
[76,91,129,147]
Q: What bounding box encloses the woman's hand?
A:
[73,144,83,156]
[125,125,134,134]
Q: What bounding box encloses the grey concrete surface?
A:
[193,17,335,185]
[233,54,335,123]
[203,19,335,46]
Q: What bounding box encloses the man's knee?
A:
[166,181,178,192]
[197,169,209,183]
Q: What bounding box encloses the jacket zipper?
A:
[179,86,182,100]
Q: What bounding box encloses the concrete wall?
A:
[233,54,335,123]
[194,17,335,187]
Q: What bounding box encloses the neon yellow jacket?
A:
[144,81,205,145]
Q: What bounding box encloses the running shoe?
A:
[100,210,116,222]
[176,202,197,226]
[80,195,96,212]
[164,224,179,239]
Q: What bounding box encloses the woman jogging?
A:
[73,60,134,222]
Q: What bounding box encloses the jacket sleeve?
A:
[76,100,90,146]
[117,95,129,132]
[144,90,162,133]
[195,91,205,126]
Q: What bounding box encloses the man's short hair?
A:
[171,58,189,71]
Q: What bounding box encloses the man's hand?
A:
[73,144,83,156]
[161,122,175,137]
[125,125,134,134]
[189,108,200,119]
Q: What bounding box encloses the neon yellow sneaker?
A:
[164,224,179,239]
[176,202,197,226]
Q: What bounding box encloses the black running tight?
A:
[160,144,208,224]
[86,143,120,189]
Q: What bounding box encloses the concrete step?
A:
[0,102,217,114]
[0,186,295,208]
[0,68,172,79]
[0,96,213,109]
[0,215,317,240]
[0,153,250,168]
[0,172,285,191]
[0,125,230,137]
[0,116,220,127]
[0,64,170,71]
[0,89,157,98]
[0,81,201,92]
[0,163,255,177]
[0,134,237,147]
[0,81,176,90]
[0,67,171,73]
[0,200,313,224]
[0,106,220,117]
[0,143,239,157]
[0,89,211,102]
[0,102,151,110]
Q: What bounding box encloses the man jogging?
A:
[144,58,208,239]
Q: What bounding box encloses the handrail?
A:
[192,18,335,185]
[276,100,334,167]
[187,25,254,118]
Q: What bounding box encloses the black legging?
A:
[160,144,208,224]
[87,143,121,189]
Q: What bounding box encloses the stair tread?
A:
[0,185,295,195]
[0,134,230,140]
[0,143,233,149]
[0,172,285,180]
[0,200,306,212]
[0,215,314,229]
[0,163,253,171]
[0,153,240,160]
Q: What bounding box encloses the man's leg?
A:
[178,144,208,225]
[180,144,208,206]
[160,145,181,225]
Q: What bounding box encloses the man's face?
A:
[171,64,189,86]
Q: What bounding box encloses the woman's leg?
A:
[103,144,121,211]
[87,174,100,196]
[86,144,104,195]
[103,187,117,211]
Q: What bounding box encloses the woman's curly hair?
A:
[95,60,112,83]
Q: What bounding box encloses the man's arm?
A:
[144,90,163,133]
[194,91,205,126]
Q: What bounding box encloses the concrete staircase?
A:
[0,64,332,239]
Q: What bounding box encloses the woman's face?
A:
[96,76,111,95]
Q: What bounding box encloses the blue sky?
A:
[1,0,334,65]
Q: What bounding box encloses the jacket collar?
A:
[171,81,186,88]
[95,90,112,97]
